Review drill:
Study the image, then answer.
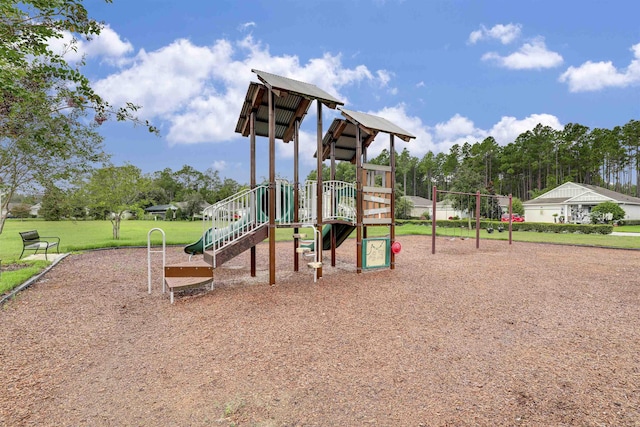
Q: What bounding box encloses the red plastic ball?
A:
[391,241,402,254]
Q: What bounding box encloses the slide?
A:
[184,227,214,255]
[184,215,251,255]
[301,223,356,252]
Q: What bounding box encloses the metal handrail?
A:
[147,228,166,294]
[198,180,355,267]
[301,180,356,224]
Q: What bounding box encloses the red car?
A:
[501,213,525,222]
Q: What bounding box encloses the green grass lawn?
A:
[616,224,640,233]
[1,218,638,296]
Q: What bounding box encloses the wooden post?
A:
[432,185,437,254]
[250,110,257,277]
[268,89,276,286]
[362,145,368,240]
[356,125,363,274]
[389,134,396,270]
[293,118,300,272]
[316,100,323,278]
[330,139,336,267]
[475,190,481,249]
[508,194,513,245]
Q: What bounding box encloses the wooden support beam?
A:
[250,110,257,277]
[316,100,323,279]
[269,88,276,286]
[240,85,265,136]
[282,98,311,142]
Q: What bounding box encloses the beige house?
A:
[523,181,640,223]
[402,196,433,218]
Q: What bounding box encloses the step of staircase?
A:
[164,261,213,304]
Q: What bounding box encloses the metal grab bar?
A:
[147,228,166,294]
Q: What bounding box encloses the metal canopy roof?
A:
[340,108,415,142]
[235,70,344,142]
[317,109,416,162]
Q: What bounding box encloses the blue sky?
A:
[54,0,640,184]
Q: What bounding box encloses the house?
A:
[174,201,210,219]
[144,204,178,220]
[434,199,471,220]
[29,203,41,217]
[523,181,640,223]
[401,195,433,218]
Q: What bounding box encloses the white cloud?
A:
[350,106,563,162]
[434,114,479,140]
[238,22,256,32]
[559,42,640,92]
[212,160,227,171]
[48,25,133,65]
[416,81,425,88]
[488,114,563,144]
[93,34,390,146]
[365,104,435,158]
[482,38,563,70]
[377,70,393,86]
[468,23,522,45]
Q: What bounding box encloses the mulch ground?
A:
[0,236,639,426]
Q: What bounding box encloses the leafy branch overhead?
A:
[0,0,157,133]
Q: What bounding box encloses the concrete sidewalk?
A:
[23,253,70,262]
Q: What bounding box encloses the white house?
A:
[434,199,472,220]
[523,181,640,223]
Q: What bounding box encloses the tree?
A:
[0,0,156,233]
[183,192,205,220]
[590,201,625,224]
[0,83,107,231]
[82,164,150,239]
[11,203,31,219]
[1,0,156,131]
[511,197,524,216]
[395,197,413,220]
[40,184,68,221]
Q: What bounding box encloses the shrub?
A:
[590,201,625,224]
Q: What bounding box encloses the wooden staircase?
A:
[163,225,268,303]
[203,224,268,267]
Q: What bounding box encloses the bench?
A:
[19,230,60,260]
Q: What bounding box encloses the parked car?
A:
[501,213,525,222]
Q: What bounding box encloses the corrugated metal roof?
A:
[235,70,345,142]
[316,109,416,161]
[317,118,374,162]
[252,69,343,108]
[340,108,416,142]
[235,81,309,141]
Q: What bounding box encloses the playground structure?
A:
[155,70,415,300]
[430,186,513,254]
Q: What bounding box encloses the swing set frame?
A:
[431,186,513,254]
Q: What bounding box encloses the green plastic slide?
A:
[300,223,355,252]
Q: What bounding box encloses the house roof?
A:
[402,195,432,207]
[523,181,640,205]
[235,70,344,143]
[144,204,177,213]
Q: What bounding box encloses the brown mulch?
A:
[0,237,639,426]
